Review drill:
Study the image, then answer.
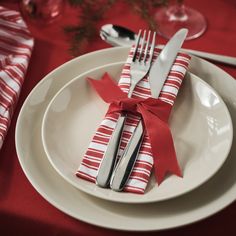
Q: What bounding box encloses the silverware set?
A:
[96,28,188,191]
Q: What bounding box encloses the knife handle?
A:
[180,48,236,67]
[110,121,143,191]
[96,115,126,187]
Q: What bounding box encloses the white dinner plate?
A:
[41,62,232,204]
[16,47,236,231]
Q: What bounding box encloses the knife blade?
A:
[110,29,188,191]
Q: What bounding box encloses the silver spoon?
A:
[100,24,236,66]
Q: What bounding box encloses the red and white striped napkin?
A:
[77,46,191,194]
[0,6,34,150]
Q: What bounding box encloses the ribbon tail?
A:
[140,106,182,185]
[154,136,182,185]
[87,73,126,103]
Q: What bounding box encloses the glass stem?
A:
[167,1,188,22]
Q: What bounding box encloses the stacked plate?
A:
[16,47,236,231]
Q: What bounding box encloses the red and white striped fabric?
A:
[0,6,34,150]
[77,46,191,194]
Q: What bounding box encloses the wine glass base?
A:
[155,6,207,40]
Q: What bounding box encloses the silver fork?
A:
[96,30,156,188]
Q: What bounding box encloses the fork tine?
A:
[138,30,146,62]
[147,31,156,63]
[132,30,142,62]
[143,30,151,62]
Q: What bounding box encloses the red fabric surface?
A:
[0,0,236,235]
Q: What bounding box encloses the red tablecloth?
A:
[0,0,236,235]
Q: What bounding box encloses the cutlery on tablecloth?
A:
[110,29,188,191]
[96,30,157,187]
[100,24,236,67]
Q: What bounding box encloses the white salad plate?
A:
[16,47,236,231]
[41,62,232,204]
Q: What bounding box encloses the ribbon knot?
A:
[110,97,145,116]
[87,73,182,184]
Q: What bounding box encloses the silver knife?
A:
[110,29,188,191]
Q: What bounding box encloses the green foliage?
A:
[65,0,168,56]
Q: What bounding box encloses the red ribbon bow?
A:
[88,73,182,184]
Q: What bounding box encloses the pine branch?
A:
[65,0,168,56]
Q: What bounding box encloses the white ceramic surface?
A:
[16,47,236,231]
[41,63,232,204]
